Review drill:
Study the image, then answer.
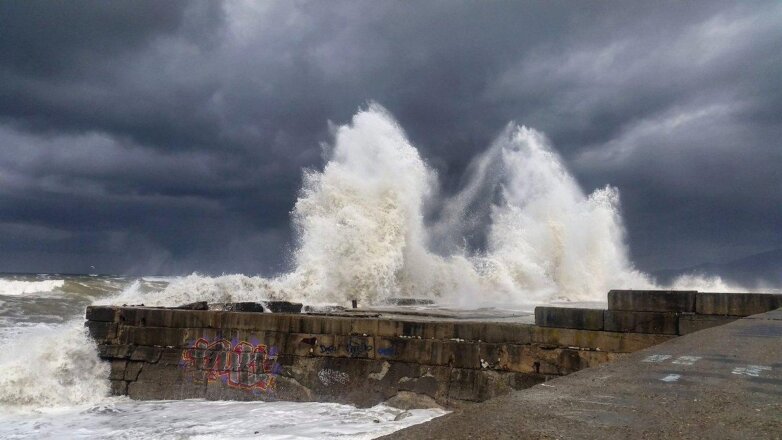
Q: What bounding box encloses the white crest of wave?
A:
[669,274,746,292]
[0,322,109,408]
[103,276,282,307]
[104,104,749,308]
[0,279,65,296]
[463,125,654,303]
[280,104,440,304]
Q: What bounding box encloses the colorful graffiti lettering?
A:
[180,337,281,393]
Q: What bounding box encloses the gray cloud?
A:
[0,1,780,281]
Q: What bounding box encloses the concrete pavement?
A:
[385,309,782,439]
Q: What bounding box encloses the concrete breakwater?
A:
[85,290,782,408]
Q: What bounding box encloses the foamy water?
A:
[0,276,446,439]
[0,398,445,440]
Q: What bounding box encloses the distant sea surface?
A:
[0,273,445,439]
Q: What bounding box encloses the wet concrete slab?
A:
[385,309,782,439]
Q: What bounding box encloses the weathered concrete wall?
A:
[85,307,667,408]
[538,290,782,336]
[85,290,781,408]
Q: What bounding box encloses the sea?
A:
[0,274,447,440]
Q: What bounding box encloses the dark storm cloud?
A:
[0,1,780,280]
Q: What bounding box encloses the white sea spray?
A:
[105,104,748,309]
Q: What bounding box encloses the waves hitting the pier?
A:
[109,103,741,309]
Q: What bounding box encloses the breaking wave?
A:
[0,279,65,297]
[0,322,109,407]
[109,103,727,309]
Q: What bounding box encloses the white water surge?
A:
[109,103,733,309]
[0,276,445,438]
[0,322,109,407]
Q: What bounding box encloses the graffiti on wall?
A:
[180,337,281,393]
[346,338,372,357]
[318,368,349,386]
[377,347,396,357]
[319,344,337,354]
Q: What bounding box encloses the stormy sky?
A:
[1,1,780,280]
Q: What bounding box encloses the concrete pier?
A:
[385,308,782,439]
[85,290,782,411]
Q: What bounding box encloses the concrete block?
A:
[350,318,379,336]
[288,333,334,356]
[85,306,117,322]
[110,380,128,396]
[264,301,302,314]
[478,343,536,373]
[376,319,403,338]
[481,323,533,344]
[452,322,491,342]
[604,310,679,335]
[448,322,534,344]
[179,327,225,345]
[136,362,199,384]
[342,335,375,359]
[117,307,141,325]
[128,374,207,400]
[309,316,353,335]
[231,329,288,351]
[400,321,436,339]
[140,309,222,329]
[535,307,604,330]
[608,290,696,313]
[85,321,117,342]
[386,298,435,306]
[696,292,782,316]
[478,344,619,375]
[97,344,133,359]
[221,302,265,313]
[124,361,144,381]
[374,337,400,360]
[131,308,171,327]
[109,360,127,380]
[431,340,480,369]
[221,312,282,331]
[382,320,457,340]
[159,348,185,366]
[577,350,625,370]
[374,337,480,368]
[678,314,740,335]
[390,362,451,404]
[271,374,317,403]
[174,301,208,310]
[375,337,419,364]
[447,369,503,402]
[531,326,674,352]
[447,369,544,403]
[130,346,163,363]
[431,322,457,340]
[118,326,187,347]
